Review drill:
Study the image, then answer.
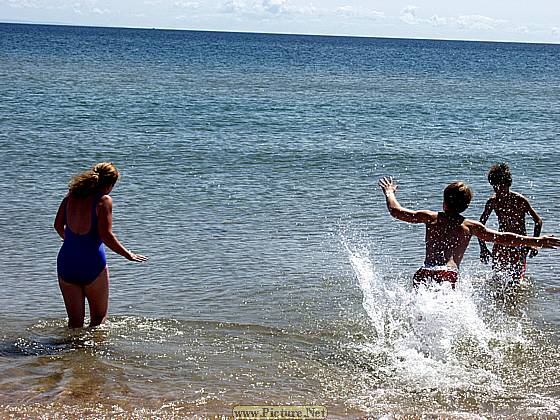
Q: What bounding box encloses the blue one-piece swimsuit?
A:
[57,194,107,285]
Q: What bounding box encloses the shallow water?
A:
[1,23,560,418]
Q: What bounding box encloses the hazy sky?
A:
[1,0,559,43]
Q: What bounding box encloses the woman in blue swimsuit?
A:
[54,162,147,328]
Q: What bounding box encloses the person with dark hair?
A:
[54,162,148,328]
[478,163,542,282]
[378,177,557,289]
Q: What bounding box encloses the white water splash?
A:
[344,241,509,398]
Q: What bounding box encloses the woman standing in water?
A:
[54,162,147,328]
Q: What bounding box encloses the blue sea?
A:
[1,22,560,418]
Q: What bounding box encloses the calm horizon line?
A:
[1,20,559,47]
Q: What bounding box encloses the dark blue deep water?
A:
[1,23,560,417]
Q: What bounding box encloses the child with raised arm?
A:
[478,163,542,282]
[378,177,557,289]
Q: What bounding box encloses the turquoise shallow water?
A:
[1,23,560,417]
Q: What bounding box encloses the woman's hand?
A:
[126,252,148,262]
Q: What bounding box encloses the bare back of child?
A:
[415,211,472,288]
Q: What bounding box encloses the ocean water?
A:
[1,22,560,418]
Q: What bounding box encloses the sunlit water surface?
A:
[1,23,560,418]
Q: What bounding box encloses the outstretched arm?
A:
[466,219,559,249]
[478,199,494,264]
[97,195,148,262]
[378,177,436,224]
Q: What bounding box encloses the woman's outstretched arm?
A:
[97,195,148,262]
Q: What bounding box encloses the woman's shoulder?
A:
[97,194,113,208]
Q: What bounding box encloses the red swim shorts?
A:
[413,265,458,289]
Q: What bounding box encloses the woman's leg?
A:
[58,277,86,328]
[84,267,109,328]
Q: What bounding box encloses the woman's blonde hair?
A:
[68,162,120,197]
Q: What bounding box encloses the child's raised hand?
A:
[379,176,398,195]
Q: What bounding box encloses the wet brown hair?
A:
[487,163,512,187]
[443,182,473,214]
[68,162,119,197]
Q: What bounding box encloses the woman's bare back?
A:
[64,194,99,235]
